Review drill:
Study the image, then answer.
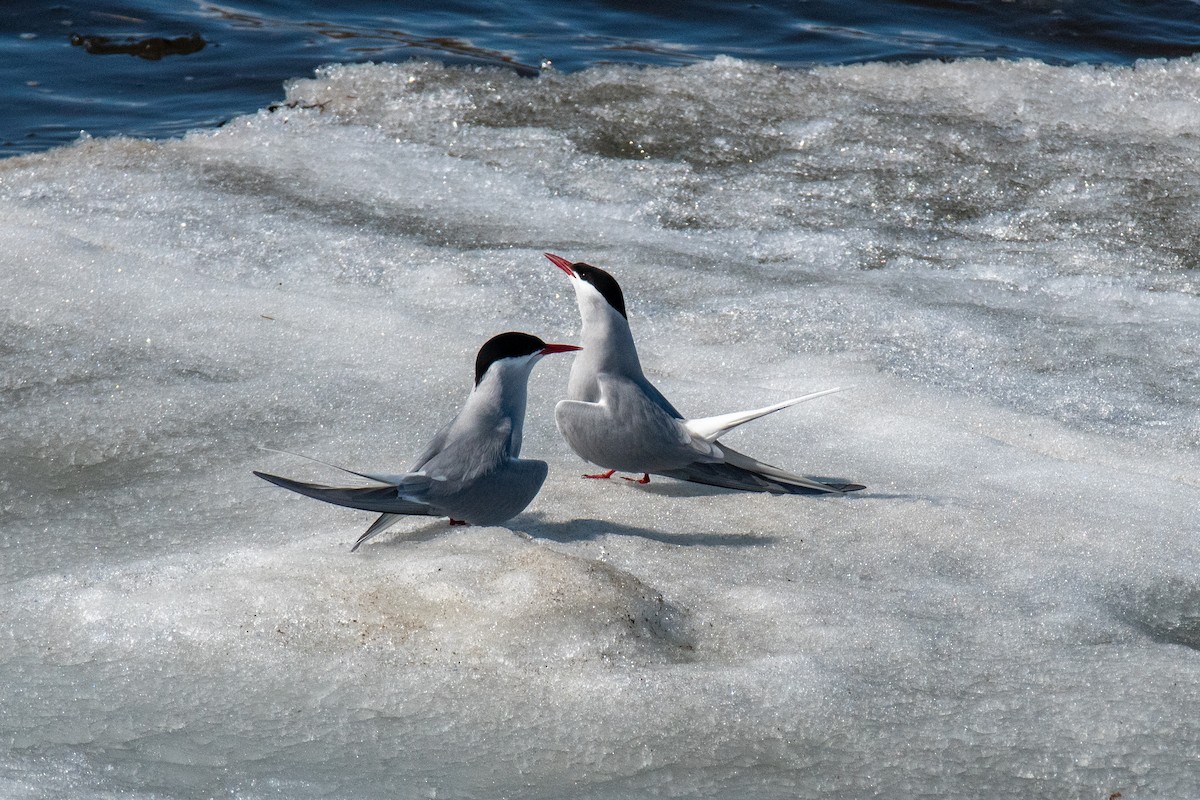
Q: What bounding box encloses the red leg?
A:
[583,469,617,480]
[448,518,469,526]
[621,473,651,484]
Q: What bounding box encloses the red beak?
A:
[539,343,582,355]
[544,252,577,278]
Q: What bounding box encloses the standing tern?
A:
[254,331,581,550]
[545,253,864,495]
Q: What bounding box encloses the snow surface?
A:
[1,56,1198,798]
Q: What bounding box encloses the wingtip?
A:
[351,513,406,552]
[350,526,375,553]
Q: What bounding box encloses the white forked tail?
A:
[682,386,848,443]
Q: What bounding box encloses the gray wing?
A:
[657,445,865,495]
[634,374,684,420]
[556,379,712,474]
[407,416,456,472]
[253,471,441,515]
[416,417,514,490]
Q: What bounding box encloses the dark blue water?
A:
[3,0,1200,157]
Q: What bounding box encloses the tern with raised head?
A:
[255,331,581,550]
[545,253,863,495]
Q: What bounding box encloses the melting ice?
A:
[1,57,1198,798]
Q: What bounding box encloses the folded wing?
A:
[659,444,864,494]
[252,471,439,514]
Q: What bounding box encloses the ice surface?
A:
[1,57,1198,798]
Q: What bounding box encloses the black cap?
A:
[474,331,547,385]
[572,263,627,319]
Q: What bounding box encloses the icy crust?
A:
[2,529,701,794]
[8,528,696,672]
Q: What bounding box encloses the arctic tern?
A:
[546,252,864,495]
[255,331,581,550]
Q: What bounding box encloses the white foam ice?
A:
[1,56,1198,798]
